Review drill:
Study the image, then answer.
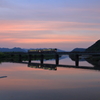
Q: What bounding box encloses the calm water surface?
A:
[0,56,100,100]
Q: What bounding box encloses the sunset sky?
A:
[0,0,100,50]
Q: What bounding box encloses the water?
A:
[0,56,100,100]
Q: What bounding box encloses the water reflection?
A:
[0,62,100,100]
[28,63,57,71]
[0,58,100,100]
[27,62,100,71]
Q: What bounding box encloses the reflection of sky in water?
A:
[0,60,100,100]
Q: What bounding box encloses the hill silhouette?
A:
[85,40,100,52]
[71,48,86,52]
[0,47,25,52]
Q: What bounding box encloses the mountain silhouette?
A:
[0,47,25,52]
[85,40,100,52]
[71,48,86,52]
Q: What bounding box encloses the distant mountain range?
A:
[0,47,26,52]
[0,40,100,52]
[0,48,66,52]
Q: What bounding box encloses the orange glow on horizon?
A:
[0,37,96,43]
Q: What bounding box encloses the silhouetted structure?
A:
[1,51,100,66]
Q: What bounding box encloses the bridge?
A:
[5,51,100,67]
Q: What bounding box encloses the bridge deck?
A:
[6,51,100,56]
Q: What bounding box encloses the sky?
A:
[0,0,100,50]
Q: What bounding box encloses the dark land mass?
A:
[84,40,100,67]
[70,40,100,67]
[84,40,100,66]
[85,39,100,52]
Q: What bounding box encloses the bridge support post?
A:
[11,54,14,58]
[18,54,22,62]
[55,54,59,65]
[10,54,14,62]
[40,54,44,64]
[28,54,32,63]
[34,55,37,60]
[75,54,79,66]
